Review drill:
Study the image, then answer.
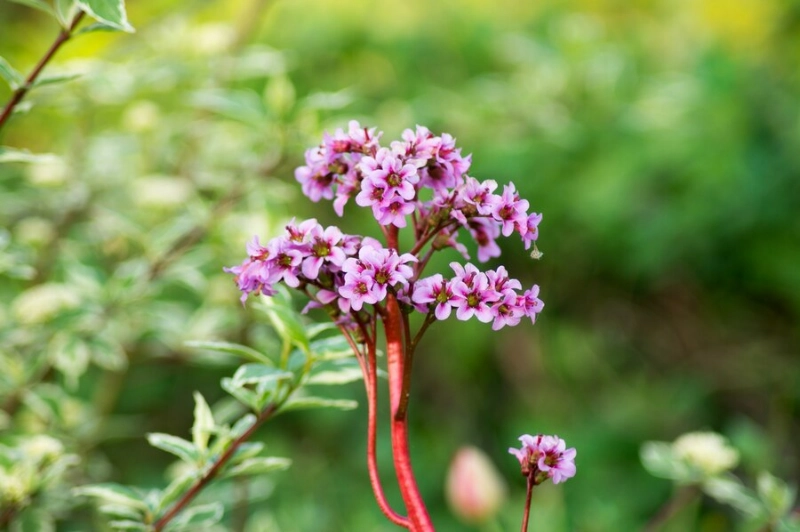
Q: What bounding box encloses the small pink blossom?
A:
[509,434,576,485]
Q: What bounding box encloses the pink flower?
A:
[412,274,456,320]
[509,434,576,485]
[301,224,347,279]
[451,270,498,323]
[492,183,530,237]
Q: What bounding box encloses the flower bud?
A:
[445,446,507,525]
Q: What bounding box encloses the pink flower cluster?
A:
[508,434,577,485]
[227,122,544,329]
[294,121,540,255]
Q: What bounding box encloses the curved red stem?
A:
[385,226,434,531]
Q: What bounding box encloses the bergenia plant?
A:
[227,121,546,530]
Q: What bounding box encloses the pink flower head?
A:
[375,195,416,228]
[412,274,456,320]
[301,224,347,279]
[509,434,576,485]
[490,290,524,330]
[522,212,542,250]
[459,176,499,216]
[266,237,304,288]
[520,285,544,324]
[451,270,499,323]
[492,183,530,237]
[295,147,335,202]
[359,147,419,201]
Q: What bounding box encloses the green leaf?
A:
[229,442,265,464]
[703,475,763,517]
[55,0,79,27]
[224,456,292,478]
[164,502,223,531]
[50,333,91,389]
[309,335,355,361]
[146,433,199,464]
[74,21,119,34]
[757,472,795,519]
[89,336,128,371]
[230,414,257,439]
[0,56,24,90]
[184,340,273,365]
[0,147,60,164]
[307,366,364,385]
[32,72,81,88]
[108,521,148,531]
[640,442,692,482]
[76,0,134,32]
[74,483,149,512]
[233,364,293,386]
[221,377,260,411]
[157,473,197,514]
[191,392,215,453]
[256,294,310,353]
[97,503,143,520]
[281,396,358,412]
[7,0,55,17]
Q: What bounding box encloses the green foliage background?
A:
[1,0,798,529]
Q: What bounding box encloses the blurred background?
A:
[1,0,798,530]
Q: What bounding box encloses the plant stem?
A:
[521,473,534,532]
[0,12,84,132]
[385,226,434,531]
[152,403,278,531]
[366,339,410,527]
[642,485,699,532]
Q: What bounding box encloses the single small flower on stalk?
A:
[510,434,576,532]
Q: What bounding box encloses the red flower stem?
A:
[521,473,534,532]
[0,12,84,132]
[333,317,408,527]
[386,227,434,531]
[366,338,410,527]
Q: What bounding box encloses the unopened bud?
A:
[446,446,507,525]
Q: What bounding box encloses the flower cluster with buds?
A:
[226,121,544,330]
[509,434,577,485]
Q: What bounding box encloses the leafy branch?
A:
[0,12,84,131]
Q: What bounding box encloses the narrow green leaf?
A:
[221,377,260,411]
[307,366,364,385]
[189,89,265,126]
[306,322,338,339]
[157,473,197,514]
[0,147,60,164]
[50,333,91,389]
[55,0,78,27]
[7,0,55,17]
[97,503,143,520]
[108,521,148,531]
[232,364,293,386]
[281,396,358,412]
[32,72,81,88]
[703,475,763,517]
[74,483,148,511]
[757,472,795,519]
[229,442,265,464]
[74,21,118,34]
[184,340,273,365]
[0,57,24,90]
[146,433,199,464]
[191,392,215,453]
[309,335,355,361]
[230,414,257,439]
[164,502,223,530]
[224,457,291,478]
[76,0,134,32]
